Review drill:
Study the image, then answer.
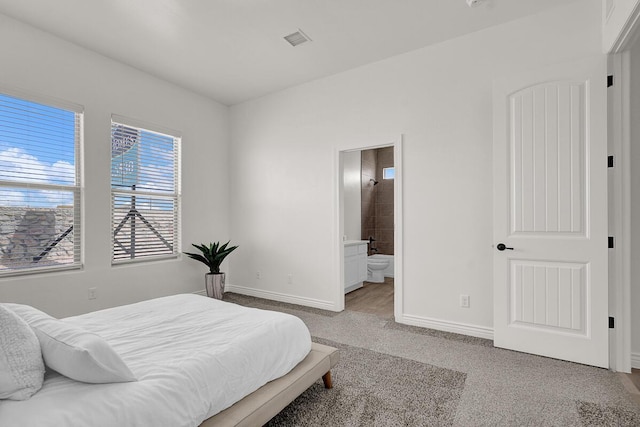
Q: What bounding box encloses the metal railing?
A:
[32,224,74,263]
[112,185,172,259]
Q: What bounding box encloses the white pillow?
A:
[0,305,45,400]
[5,304,136,384]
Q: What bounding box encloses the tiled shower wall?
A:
[361,149,376,249]
[361,147,394,255]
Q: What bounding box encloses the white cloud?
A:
[0,147,75,185]
[0,147,75,207]
[0,189,25,207]
[0,147,49,184]
[50,160,75,185]
[41,190,74,206]
[139,163,174,192]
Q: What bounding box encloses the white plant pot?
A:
[205,273,225,299]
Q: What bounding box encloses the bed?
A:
[0,294,339,427]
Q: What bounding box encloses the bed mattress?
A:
[0,294,311,427]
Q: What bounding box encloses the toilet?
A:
[367,256,390,283]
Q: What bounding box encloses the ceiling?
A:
[0,0,579,105]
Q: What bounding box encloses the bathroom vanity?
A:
[344,240,368,293]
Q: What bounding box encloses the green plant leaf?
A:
[184,252,212,267]
[184,241,239,275]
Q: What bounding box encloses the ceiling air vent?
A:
[284,30,311,47]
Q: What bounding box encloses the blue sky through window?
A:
[383,167,395,180]
[111,123,177,212]
[111,127,175,191]
[0,94,77,208]
[0,93,177,212]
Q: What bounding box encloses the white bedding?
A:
[0,294,311,427]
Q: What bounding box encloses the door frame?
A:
[334,135,403,318]
[607,10,640,373]
[608,52,633,373]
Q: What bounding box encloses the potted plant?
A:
[184,241,238,299]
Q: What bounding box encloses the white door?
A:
[493,56,608,368]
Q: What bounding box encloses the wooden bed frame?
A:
[200,342,339,427]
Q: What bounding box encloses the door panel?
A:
[510,82,586,235]
[493,56,608,368]
[510,261,586,333]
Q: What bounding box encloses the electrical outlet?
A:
[287,274,293,284]
[88,287,97,300]
[460,294,470,308]
[256,271,261,280]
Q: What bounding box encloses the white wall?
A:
[630,40,640,366]
[343,151,361,241]
[228,0,603,329]
[602,0,640,52]
[0,14,230,317]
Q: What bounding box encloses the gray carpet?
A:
[223,292,640,426]
[267,338,466,426]
[577,401,640,426]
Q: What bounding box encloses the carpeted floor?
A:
[576,401,640,426]
[223,293,640,426]
[267,338,466,426]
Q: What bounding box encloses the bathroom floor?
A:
[631,369,640,391]
[345,277,394,319]
[621,369,640,405]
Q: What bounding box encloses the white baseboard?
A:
[192,289,206,296]
[632,353,640,369]
[196,287,493,340]
[225,284,338,312]
[396,313,494,341]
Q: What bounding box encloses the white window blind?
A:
[0,90,83,275]
[111,116,181,263]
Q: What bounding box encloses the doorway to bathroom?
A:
[337,139,402,319]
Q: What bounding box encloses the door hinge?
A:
[609,316,615,329]
[608,155,614,168]
[607,75,614,87]
[608,236,614,249]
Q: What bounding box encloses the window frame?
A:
[0,87,84,277]
[110,114,181,265]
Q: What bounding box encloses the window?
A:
[111,115,181,263]
[383,167,395,180]
[0,90,83,275]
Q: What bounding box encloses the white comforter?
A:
[0,294,311,427]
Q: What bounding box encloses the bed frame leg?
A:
[322,371,333,389]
